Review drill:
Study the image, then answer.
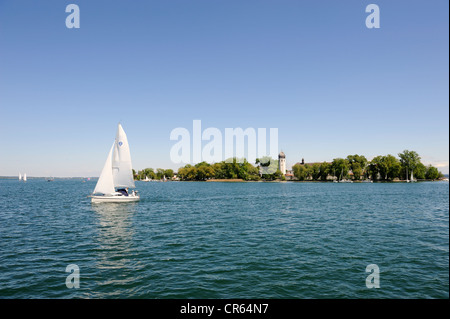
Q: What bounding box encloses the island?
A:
[134,150,446,182]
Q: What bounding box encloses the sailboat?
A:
[19,173,22,181]
[23,173,27,182]
[90,124,139,203]
[410,171,416,182]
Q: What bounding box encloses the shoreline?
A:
[1,176,448,183]
[183,178,448,183]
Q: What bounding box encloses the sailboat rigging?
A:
[90,124,139,203]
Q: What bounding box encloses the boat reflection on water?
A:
[90,202,143,296]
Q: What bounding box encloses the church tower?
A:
[278,151,286,175]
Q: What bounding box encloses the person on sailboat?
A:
[117,188,129,196]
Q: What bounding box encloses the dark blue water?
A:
[0,179,448,298]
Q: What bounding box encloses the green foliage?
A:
[425,166,439,180]
[156,168,165,179]
[292,163,307,181]
[164,169,174,178]
[177,158,262,181]
[319,162,331,181]
[369,155,401,180]
[368,156,382,180]
[309,163,321,180]
[414,162,426,180]
[256,157,281,180]
[398,150,421,178]
[134,150,443,182]
[383,155,401,180]
[136,168,155,180]
[331,158,349,181]
[347,154,368,180]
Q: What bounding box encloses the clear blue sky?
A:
[0,0,448,177]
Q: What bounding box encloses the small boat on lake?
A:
[90,124,139,203]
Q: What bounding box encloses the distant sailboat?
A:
[19,173,22,181]
[410,171,416,182]
[23,173,27,182]
[90,124,139,203]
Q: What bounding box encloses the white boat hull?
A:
[91,194,140,203]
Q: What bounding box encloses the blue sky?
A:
[0,0,448,176]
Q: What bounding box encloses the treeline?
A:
[292,150,444,181]
[133,168,174,180]
[135,150,444,182]
[177,157,284,181]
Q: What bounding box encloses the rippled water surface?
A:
[0,179,448,298]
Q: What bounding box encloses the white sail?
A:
[19,173,22,180]
[112,124,135,189]
[93,143,115,195]
[23,173,27,182]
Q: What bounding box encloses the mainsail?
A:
[93,124,135,195]
[112,124,135,189]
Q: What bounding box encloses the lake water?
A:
[0,179,448,299]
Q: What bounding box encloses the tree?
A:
[331,158,349,181]
[368,156,383,180]
[398,150,421,180]
[185,166,198,180]
[382,155,401,180]
[368,155,401,181]
[256,156,278,175]
[164,169,174,179]
[308,163,321,181]
[425,165,440,180]
[156,168,165,180]
[319,162,331,181]
[292,164,308,181]
[212,162,225,179]
[177,167,187,180]
[414,162,426,180]
[142,168,156,180]
[351,162,363,180]
[257,157,280,180]
[347,155,368,180]
[176,158,261,181]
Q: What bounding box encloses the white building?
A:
[278,151,286,175]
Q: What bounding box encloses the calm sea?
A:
[0,179,448,299]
